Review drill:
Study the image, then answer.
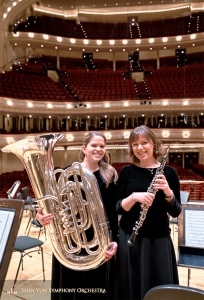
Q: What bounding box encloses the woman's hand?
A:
[136,192,155,206]
[36,207,53,226]
[153,174,171,195]
[104,242,118,261]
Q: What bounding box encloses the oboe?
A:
[127,148,169,246]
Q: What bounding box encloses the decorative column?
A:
[56,49,60,69]
[157,50,160,69]
[113,52,116,71]
[0,115,3,129]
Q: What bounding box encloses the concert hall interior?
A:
[0,0,204,298]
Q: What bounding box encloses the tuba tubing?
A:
[2,134,110,270]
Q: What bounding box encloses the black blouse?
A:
[116,164,182,238]
[94,170,118,242]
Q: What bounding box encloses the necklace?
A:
[147,168,154,174]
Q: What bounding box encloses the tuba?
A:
[2,134,110,270]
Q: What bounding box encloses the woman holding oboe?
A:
[114,125,182,300]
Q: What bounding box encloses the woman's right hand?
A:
[36,207,53,226]
[122,192,155,211]
[133,192,155,207]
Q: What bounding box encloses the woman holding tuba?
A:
[36,131,118,300]
[114,126,182,300]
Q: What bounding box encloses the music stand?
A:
[178,202,204,287]
[0,199,24,297]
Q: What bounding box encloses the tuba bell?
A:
[1,133,110,270]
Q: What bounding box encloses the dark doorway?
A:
[184,152,199,169]
[169,152,183,167]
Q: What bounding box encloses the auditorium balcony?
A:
[13,13,204,40]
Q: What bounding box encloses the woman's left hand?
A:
[104,242,118,261]
[152,174,171,195]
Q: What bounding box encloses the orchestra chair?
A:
[13,236,45,287]
[143,284,204,300]
[22,186,29,198]
[24,196,35,234]
[17,192,29,212]
[27,197,47,240]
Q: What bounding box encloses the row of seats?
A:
[14,13,204,39]
[0,164,204,200]
[0,62,203,101]
[112,162,204,201]
[31,53,204,71]
[0,170,35,198]
[60,70,137,101]
[144,64,204,99]
[0,71,73,101]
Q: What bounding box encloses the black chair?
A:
[24,196,34,234]
[143,284,204,300]
[17,192,29,212]
[13,236,45,287]
[27,197,47,240]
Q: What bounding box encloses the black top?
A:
[116,164,182,238]
[93,170,118,242]
[51,169,118,300]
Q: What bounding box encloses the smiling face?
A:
[82,135,106,165]
[132,134,154,163]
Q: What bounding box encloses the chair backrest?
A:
[22,186,29,198]
[17,192,22,200]
[28,202,37,219]
[143,284,204,300]
[180,190,190,204]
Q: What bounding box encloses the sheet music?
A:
[0,209,15,264]
[185,209,204,248]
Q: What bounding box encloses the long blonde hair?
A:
[128,125,166,164]
[78,131,118,188]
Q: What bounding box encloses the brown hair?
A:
[78,131,118,187]
[128,125,166,164]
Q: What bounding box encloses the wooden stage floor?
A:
[1,211,204,300]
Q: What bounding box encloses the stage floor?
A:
[1,211,204,299]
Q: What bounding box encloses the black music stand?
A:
[0,199,24,297]
[178,202,204,287]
